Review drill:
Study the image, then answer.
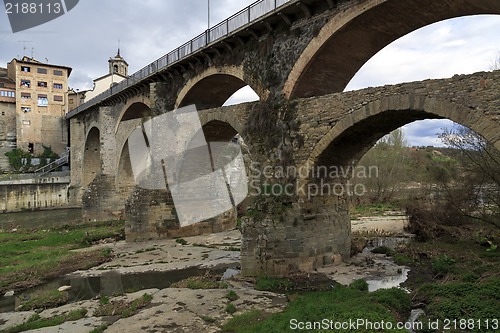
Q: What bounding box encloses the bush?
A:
[431,255,456,276]
[255,276,293,291]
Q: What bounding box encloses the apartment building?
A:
[7,56,72,155]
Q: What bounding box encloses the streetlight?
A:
[208,0,211,30]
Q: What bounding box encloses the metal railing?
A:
[67,0,294,118]
[34,154,69,176]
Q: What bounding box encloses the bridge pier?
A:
[125,186,237,241]
[240,181,351,276]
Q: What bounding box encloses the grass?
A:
[222,282,410,332]
[16,290,69,311]
[414,279,500,332]
[226,302,237,314]
[226,290,239,301]
[170,275,228,289]
[175,238,188,245]
[350,203,401,217]
[255,276,293,292]
[94,293,153,318]
[390,220,500,332]
[3,308,88,333]
[89,324,109,333]
[0,220,124,293]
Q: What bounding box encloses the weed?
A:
[99,295,110,305]
[255,276,293,292]
[221,284,410,332]
[201,315,216,323]
[175,238,188,245]
[16,290,68,311]
[171,275,228,289]
[226,290,239,301]
[3,308,87,333]
[226,302,237,314]
[431,255,456,276]
[350,279,369,291]
[89,324,109,333]
[371,246,394,255]
[94,293,153,318]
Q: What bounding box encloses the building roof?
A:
[109,48,129,66]
[0,67,15,86]
[93,72,128,83]
[9,56,73,77]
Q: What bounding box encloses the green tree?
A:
[355,128,412,202]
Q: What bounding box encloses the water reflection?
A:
[0,208,82,230]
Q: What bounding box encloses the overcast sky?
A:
[1,1,499,147]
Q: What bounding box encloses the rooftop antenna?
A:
[17,40,33,57]
[117,39,120,56]
[31,47,35,59]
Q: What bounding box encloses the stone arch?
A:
[82,127,101,188]
[116,140,136,200]
[302,94,500,186]
[176,66,268,109]
[284,0,500,99]
[114,99,153,135]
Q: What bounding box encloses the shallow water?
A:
[0,208,82,230]
[1,266,232,313]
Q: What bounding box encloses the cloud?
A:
[0,3,498,147]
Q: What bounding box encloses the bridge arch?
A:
[82,127,101,188]
[114,99,153,134]
[176,66,268,110]
[302,94,500,186]
[284,0,500,99]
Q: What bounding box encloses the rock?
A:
[4,290,15,297]
[58,285,71,292]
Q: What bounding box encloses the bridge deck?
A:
[66,0,302,119]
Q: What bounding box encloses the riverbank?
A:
[0,210,498,332]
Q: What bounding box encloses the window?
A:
[38,94,48,106]
[21,107,31,113]
[37,68,47,74]
[53,83,63,89]
[69,98,74,104]
[1,91,15,98]
[53,70,63,76]
[1,112,4,116]
[54,95,63,102]
[37,81,47,88]
[21,66,30,72]
[21,80,31,88]
[21,92,31,100]
[23,120,31,126]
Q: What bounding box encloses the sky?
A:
[1,0,499,147]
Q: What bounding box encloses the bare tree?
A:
[438,126,500,225]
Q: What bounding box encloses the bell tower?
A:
[108,49,128,77]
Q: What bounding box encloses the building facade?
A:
[83,50,128,102]
[0,68,17,170]
[7,56,71,155]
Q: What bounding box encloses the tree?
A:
[491,51,500,71]
[437,126,500,224]
[355,128,412,202]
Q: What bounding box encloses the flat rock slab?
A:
[70,230,242,277]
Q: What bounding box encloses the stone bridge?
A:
[67,0,500,276]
